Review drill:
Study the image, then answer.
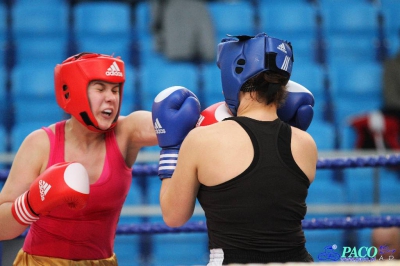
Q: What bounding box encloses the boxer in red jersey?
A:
[0,53,157,265]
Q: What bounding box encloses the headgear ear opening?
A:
[54,53,125,132]
[217,33,294,116]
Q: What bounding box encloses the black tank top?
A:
[197,117,310,253]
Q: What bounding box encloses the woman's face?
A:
[87,80,120,131]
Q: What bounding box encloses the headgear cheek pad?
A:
[54,53,125,132]
[217,33,294,116]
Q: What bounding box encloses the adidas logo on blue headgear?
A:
[217,33,294,116]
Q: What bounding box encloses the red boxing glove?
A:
[12,162,90,226]
[196,102,232,127]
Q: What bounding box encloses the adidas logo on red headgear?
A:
[106,61,123,77]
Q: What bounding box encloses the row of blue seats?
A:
[0,59,382,152]
[0,0,400,66]
[2,0,399,38]
[0,0,395,93]
[0,51,384,147]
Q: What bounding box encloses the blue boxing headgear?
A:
[217,33,294,116]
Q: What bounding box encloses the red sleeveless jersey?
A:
[23,121,133,260]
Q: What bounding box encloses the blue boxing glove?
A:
[152,86,201,179]
[198,81,314,131]
[277,80,315,131]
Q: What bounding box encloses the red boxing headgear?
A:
[54,53,125,132]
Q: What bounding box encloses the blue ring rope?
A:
[17,215,400,237]
[1,154,400,182]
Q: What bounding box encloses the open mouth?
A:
[102,109,113,117]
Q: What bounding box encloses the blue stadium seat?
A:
[135,1,151,38]
[291,61,325,98]
[136,40,165,69]
[381,0,400,57]
[74,2,131,61]
[291,62,327,122]
[289,38,319,65]
[0,3,6,42]
[12,2,69,65]
[331,61,382,140]
[146,176,161,205]
[113,233,142,266]
[11,63,64,127]
[379,167,400,204]
[13,0,67,3]
[343,168,375,205]
[307,120,335,151]
[137,34,158,67]
[320,1,379,64]
[75,39,131,63]
[339,124,357,150]
[74,2,131,38]
[120,64,136,115]
[0,65,8,134]
[0,123,6,154]
[305,169,346,260]
[123,179,143,206]
[325,35,378,64]
[208,1,256,42]
[13,100,62,128]
[261,0,318,3]
[332,59,383,98]
[305,163,348,258]
[329,61,383,124]
[14,37,68,66]
[202,62,223,107]
[318,0,375,6]
[11,63,56,100]
[0,37,5,71]
[321,1,378,37]
[134,1,156,65]
[386,34,400,58]
[259,2,317,63]
[307,175,346,206]
[381,0,400,37]
[113,216,143,265]
[150,232,209,266]
[140,60,199,111]
[259,2,316,37]
[149,215,208,266]
[11,122,54,152]
[0,122,7,171]
[12,2,68,39]
[356,228,373,247]
[0,65,5,99]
